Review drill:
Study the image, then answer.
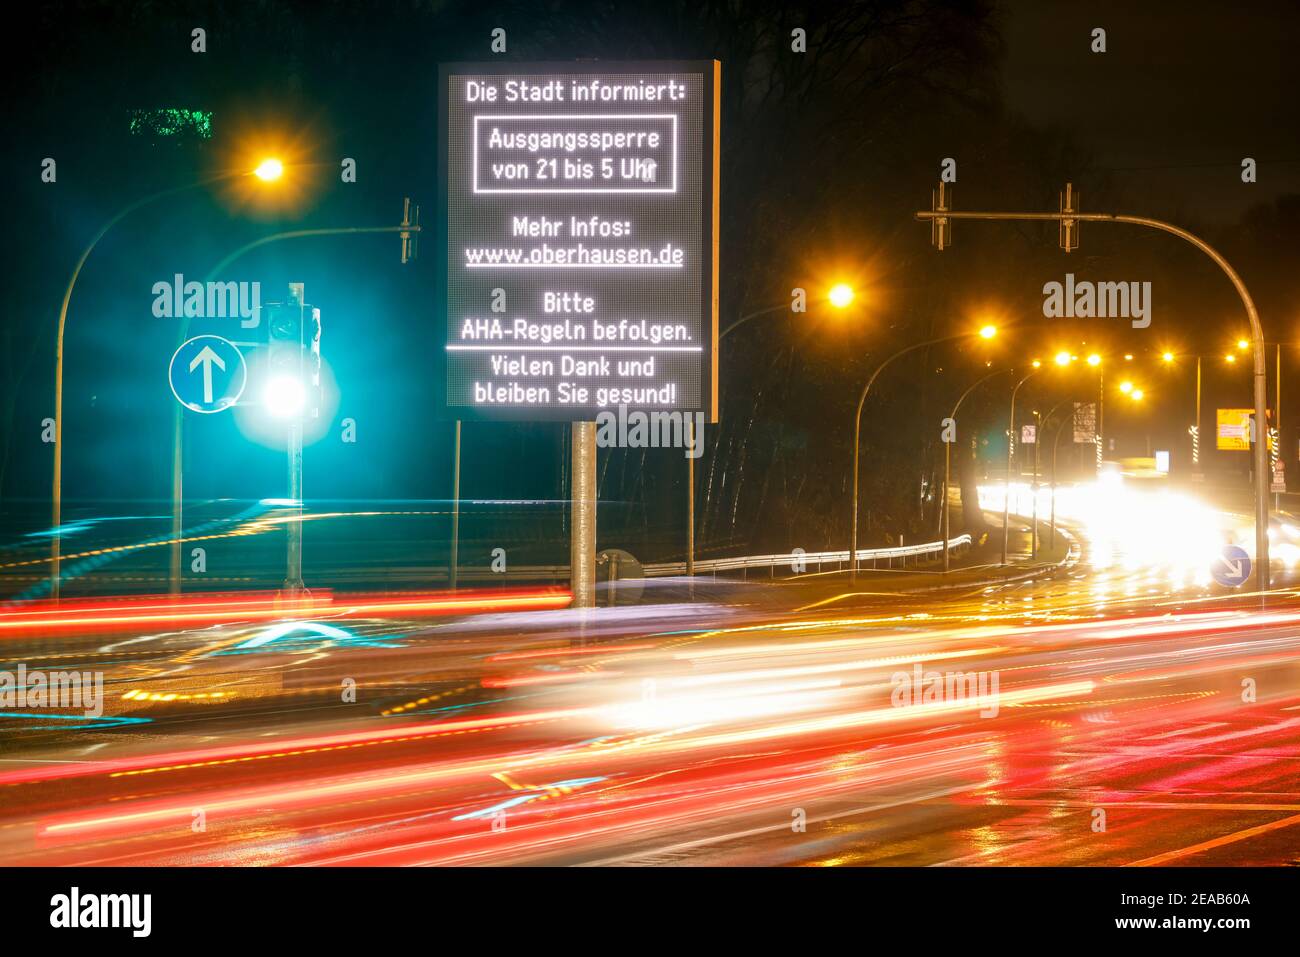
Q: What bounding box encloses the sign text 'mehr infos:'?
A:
[439,60,721,422]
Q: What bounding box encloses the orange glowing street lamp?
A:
[828,282,856,309]
[254,157,286,181]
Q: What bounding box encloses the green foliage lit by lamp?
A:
[128,108,213,141]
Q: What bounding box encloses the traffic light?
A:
[1059,182,1080,252]
[260,283,322,419]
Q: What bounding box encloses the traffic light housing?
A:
[260,284,322,419]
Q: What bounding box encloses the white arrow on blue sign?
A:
[1211,544,1251,588]
[169,335,247,413]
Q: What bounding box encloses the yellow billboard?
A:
[1216,409,1253,451]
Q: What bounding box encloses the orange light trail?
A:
[0,587,571,636]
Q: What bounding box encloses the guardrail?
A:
[642,534,973,577]
[408,534,973,583]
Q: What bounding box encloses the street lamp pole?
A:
[450,420,461,589]
[692,296,851,578]
[1037,396,1078,552]
[283,416,305,597]
[1002,370,1038,565]
[688,302,790,577]
[852,332,969,580]
[1276,342,1282,510]
[1032,409,1042,559]
[1050,416,1073,551]
[51,172,241,600]
[943,368,1010,572]
[917,189,1271,591]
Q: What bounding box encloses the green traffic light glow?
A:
[128,108,213,141]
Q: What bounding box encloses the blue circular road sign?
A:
[1211,544,1251,588]
[169,335,247,413]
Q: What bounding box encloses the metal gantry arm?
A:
[916,198,1271,591]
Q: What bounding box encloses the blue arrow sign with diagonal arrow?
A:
[169,334,247,413]
[1211,544,1251,588]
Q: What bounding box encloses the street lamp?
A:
[691,283,856,577]
[1041,397,1080,552]
[942,367,1010,571]
[849,323,999,579]
[50,159,285,599]
[254,158,285,182]
[1002,367,1039,565]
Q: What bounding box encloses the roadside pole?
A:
[450,420,461,589]
[282,417,305,598]
[571,422,597,609]
[1032,411,1041,559]
[687,417,696,599]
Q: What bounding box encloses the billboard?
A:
[1072,402,1096,443]
[438,61,721,421]
[1217,408,1253,451]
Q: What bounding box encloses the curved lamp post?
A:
[688,287,855,577]
[850,326,997,579]
[50,167,273,599]
[942,367,1010,571]
[1001,369,1040,565]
